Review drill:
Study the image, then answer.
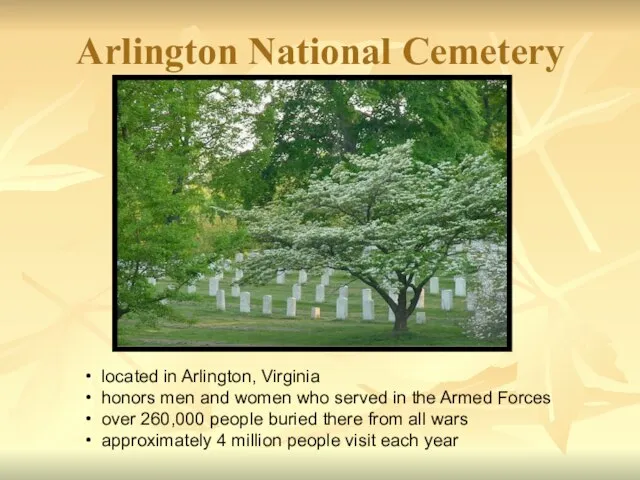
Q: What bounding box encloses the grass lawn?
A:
[117,270,506,348]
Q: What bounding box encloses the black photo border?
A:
[112,74,513,353]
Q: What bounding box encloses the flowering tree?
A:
[238,141,507,332]
[465,242,508,341]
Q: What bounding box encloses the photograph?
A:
[114,75,510,350]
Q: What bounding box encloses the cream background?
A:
[1,1,640,477]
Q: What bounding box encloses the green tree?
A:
[117,80,212,320]
[249,79,494,201]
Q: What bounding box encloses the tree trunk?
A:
[393,311,409,332]
[393,288,410,333]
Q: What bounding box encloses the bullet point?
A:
[86,437,91,442]
[86,373,91,378]
[86,395,91,399]
[86,416,91,421]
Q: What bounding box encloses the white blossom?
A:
[236,141,507,330]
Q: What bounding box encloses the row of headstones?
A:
[276,268,333,286]
[150,275,475,314]
[158,256,470,299]
[189,286,478,320]
[153,276,469,302]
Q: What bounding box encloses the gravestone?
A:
[454,276,466,297]
[214,272,223,280]
[276,270,286,284]
[147,278,156,286]
[235,252,244,263]
[235,269,243,281]
[315,284,325,302]
[326,267,334,276]
[231,285,240,297]
[336,297,348,320]
[216,290,226,311]
[187,285,196,294]
[417,288,425,308]
[339,286,348,298]
[311,307,321,319]
[262,295,272,315]
[416,312,426,324]
[363,299,374,321]
[292,284,302,301]
[320,273,330,286]
[362,288,372,304]
[466,292,477,312]
[240,292,250,313]
[298,270,308,284]
[441,289,453,311]
[208,278,219,296]
[429,277,439,294]
[286,297,297,317]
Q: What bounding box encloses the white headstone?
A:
[416,312,426,324]
[187,285,196,294]
[466,292,477,312]
[235,269,243,281]
[416,288,425,308]
[320,273,330,286]
[235,252,244,262]
[429,277,439,294]
[454,276,466,297]
[362,289,372,303]
[262,295,272,315]
[231,285,240,297]
[208,278,219,296]
[286,297,296,317]
[292,284,302,301]
[315,284,325,302]
[276,270,286,284]
[339,286,348,298]
[363,299,374,321]
[147,277,156,286]
[298,270,308,284]
[311,307,321,319]
[215,272,223,280]
[216,290,226,311]
[240,292,250,313]
[441,289,453,311]
[326,267,334,276]
[336,297,348,320]
[223,259,231,271]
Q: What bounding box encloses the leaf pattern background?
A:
[1,8,640,476]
